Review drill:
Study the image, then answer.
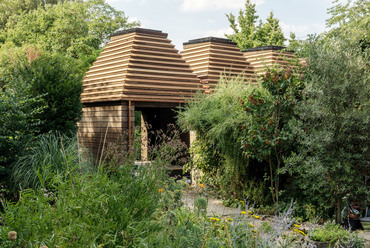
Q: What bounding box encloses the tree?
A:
[255,12,285,47]
[326,0,369,43]
[226,0,286,50]
[5,47,84,135]
[285,37,369,223]
[240,64,303,206]
[0,0,139,60]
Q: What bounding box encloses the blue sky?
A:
[107,0,343,50]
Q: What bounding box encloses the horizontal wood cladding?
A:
[81,28,201,104]
[181,39,255,92]
[78,102,134,156]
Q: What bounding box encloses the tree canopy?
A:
[226,0,286,50]
[0,0,139,60]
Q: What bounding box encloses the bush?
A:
[309,222,364,247]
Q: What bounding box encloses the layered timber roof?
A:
[243,46,297,76]
[81,28,202,103]
[181,37,255,93]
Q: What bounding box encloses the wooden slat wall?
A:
[78,101,135,156]
[181,37,255,93]
[81,28,202,104]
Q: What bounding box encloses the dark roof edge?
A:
[242,46,288,52]
[111,28,167,37]
[183,37,236,46]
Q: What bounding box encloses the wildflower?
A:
[252,229,256,232]
[210,217,220,222]
[158,188,164,193]
[293,228,306,236]
[241,211,247,215]
[251,215,260,219]
[9,136,13,140]
[227,218,232,221]
[240,200,245,204]
[8,231,17,241]
[199,183,205,188]
[248,223,255,228]
[247,210,253,214]
[293,224,301,228]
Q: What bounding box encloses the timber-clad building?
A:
[78,28,296,160]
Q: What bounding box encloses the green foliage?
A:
[10,133,89,191]
[0,0,139,61]
[0,76,45,187]
[285,37,369,223]
[326,0,369,43]
[240,64,304,205]
[309,222,364,247]
[226,0,286,50]
[0,130,187,247]
[5,48,83,134]
[178,76,260,201]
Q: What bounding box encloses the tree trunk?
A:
[335,199,342,224]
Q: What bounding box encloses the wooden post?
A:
[141,112,148,161]
[128,100,132,147]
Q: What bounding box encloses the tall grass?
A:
[10,133,91,191]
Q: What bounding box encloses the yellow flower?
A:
[247,210,253,214]
[227,218,233,221]
[240,200,245,204]
[293,228,306,236]
[251,215,260,219]
[9,136,13,140]
[8,231,17,241]
[210,217,220,222]
[252,229,256,232]
[248,223,255,228]
[158,188,164,193]
[241,211,247,215]
[294,224,301,228]
[199,183,205,188]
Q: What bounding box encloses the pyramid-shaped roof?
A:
[243,46,296,76]
[81,28,202,103]
[181,37,254,93]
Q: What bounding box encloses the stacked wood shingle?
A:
[81,28,202,104]
[181,37,255,93]
[243,46,297,76]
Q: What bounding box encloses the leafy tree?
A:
[0,0,139,60]
[226,0,286,50]
[285,37,369,223]
[255,12,286,47]
[326,0,369,43]
[240,64,303,206]
[5,47,84,135]
[177,77,267,201]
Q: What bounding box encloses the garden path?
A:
[182,188,370,247]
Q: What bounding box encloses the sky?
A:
[106,0,342,50]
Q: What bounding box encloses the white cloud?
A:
[180,0,264,12]
[203,27,233,38]
[281,22,326,39]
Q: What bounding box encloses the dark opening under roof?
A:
[183,37,236,46]
[111,28,166,37]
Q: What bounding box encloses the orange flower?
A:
[158,188,164,193]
